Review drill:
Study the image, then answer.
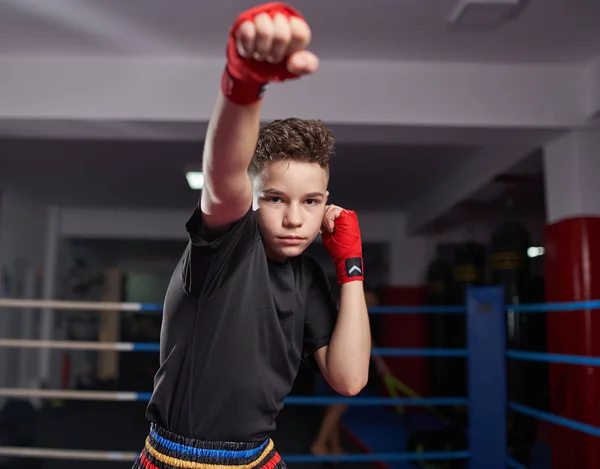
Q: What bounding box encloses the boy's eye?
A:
[305,199,317,206]
[268,196,282,203]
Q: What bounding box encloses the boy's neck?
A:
[264,244,288,264]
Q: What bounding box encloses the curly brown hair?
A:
[248,118,334,179]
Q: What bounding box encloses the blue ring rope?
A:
[138,303,164,312]
[507,300,600,313]
[373,347,468,357]
[369,305,466,314]
[507,349,600,366]
[131,344,468,357]
[132,393,466,406]
[132,343,161,352]
[509,402,600,437]
[284,396,467,406]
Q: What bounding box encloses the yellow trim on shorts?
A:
[144,437,275,469]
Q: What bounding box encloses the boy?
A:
[133,3,371,469]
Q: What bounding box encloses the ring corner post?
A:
[466,286,506,469]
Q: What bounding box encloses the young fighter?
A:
[133,3,371,468]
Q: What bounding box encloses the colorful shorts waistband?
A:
[135,424,282,469]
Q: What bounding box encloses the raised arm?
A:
[200,3,319,230]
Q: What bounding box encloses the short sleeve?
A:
[182,205,259,301]
[302,258,338,363]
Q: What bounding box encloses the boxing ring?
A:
[0,289,598,468]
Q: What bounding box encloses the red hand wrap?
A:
[322,210,364,284]
[222,2,303,105]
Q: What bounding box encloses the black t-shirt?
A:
[146,207,338,442]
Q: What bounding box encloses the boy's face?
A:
[252,159,329,261]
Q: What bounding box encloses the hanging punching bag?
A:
[450,242,485,398]
[426,251,454,398]
[453,242,486,303]
[490,221,530,303]
[490,221,536,466]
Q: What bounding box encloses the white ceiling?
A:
[422,150,546,232]
[0,0,577,229]
[1,0,599,62]
[0,138,479,211]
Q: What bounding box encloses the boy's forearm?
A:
[325,281,371,395]
[202,94,261,205]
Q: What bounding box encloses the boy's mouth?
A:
[278,236,305,246]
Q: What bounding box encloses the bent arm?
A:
[200,95,261,230]
[315,281,371,396]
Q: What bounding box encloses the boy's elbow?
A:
[338,383,365,397]
[334,373,369,397]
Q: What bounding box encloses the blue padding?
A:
[284,396,467,406]
[369,305,465,314]
[468,286,506,469]
[506,457,528,469]
[132,343,161,352]
[373,347,468,357]
[283,452,469,463]
[342,407,464,469]
[343,406,406,468]
[509,402,600,437]
[508,349,600,366]
[508,300,600,312]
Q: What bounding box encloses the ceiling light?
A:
[186,171,205,190]
[527,246,544,258]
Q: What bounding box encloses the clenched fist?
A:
[321,206,364,284]
[223,3,318,105]
[234,9,319,76]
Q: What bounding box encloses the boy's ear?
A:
[325,190,330,203]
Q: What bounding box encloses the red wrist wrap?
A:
[322,210,364,284]
[222,2,303,105]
